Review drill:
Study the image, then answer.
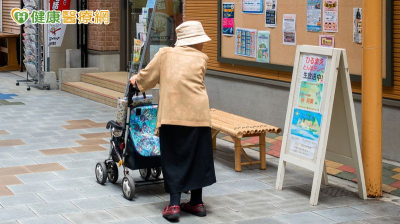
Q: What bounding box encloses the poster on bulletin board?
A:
[323,0,338,32]
[257,31,270,63]
[223,3,235,36]
[307,0,322,32]
[265,0,277,27]
[242,0,263,14]
[235,27,257,57]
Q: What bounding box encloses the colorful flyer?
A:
[323,0,338,32]
[300,54,328,84]
[298,81,323,112]
[307,0,322,32]
[283,14,296,45]
[265,0,277,28]
[235,27,257,58]
[290,108,322,141]
[222,3,235,36]
[319,35,334,48]
[146,0,156,8]
[242,0,263,14]
[353,8,362,44]
[257,31,270,63]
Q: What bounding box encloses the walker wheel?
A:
[95,162,107,184]
[151,167,162,179]
[16,82,19,86]
[139,168,151,180]
[122,176,135,200]
[107,162,119,183]
[27,87,31,91]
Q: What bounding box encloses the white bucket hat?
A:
[175,21,211,46]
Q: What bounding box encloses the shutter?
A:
[2,0,20,34]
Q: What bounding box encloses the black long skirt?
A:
[159,125,216,193]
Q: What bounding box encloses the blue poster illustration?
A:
[222,3,235,36]
[307,0,322,32]
[290,108,322,141]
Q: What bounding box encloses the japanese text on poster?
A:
[222,3,235,36]
[289,108,322,159]
[307,0,322,32]
[242,0,263,14]
[257,31,270,63]
[353,8,362,44]
[300,54,327,84]
[298,82,323,112]
[283,14,296,45]
[297,54,327,112]
[319,35,334,48]
[265,0,277,28]
[323,0,338,32]
[235,28,257,58]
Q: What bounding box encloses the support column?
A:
[362,0,382,197]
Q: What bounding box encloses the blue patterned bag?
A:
[129,105,160,157]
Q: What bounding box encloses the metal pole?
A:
[362,0,382,197]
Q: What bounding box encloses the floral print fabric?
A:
[129,105,160,156]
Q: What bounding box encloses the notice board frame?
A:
[216,0,394,87]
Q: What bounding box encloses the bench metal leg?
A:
[259,134,266,170]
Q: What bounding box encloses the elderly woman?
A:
[130,21,216,220]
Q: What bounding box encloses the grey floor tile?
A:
[20,137,57,144]
[200,207,247,223]
[28,201,81,216]
[146,214,206,224]
[230,202,288,218]
[7,182,54,194]
[314,207,376,223]
[31,155,72,164]
[362,216,400,224]
[0,193,45,207]
[263,186,312,200]
[16,172,61,183]
[266,198,328,213]
[77,184,123,198]
[46,141,80,149]
[0,153,11,160]
[53,168,93,179]
[0,206,37,222]
[258,176,307,187]
[58,160,97,170]
[63,210,118,224]
[0,134,33,140]
[225,190,283,205]
[203,195,242,210]
[221,179,274,192]
[18,215,71,224]
[46,178,93,190]
[351,201,400,216]
[106,218,153,224]
[318,195,365,208]
[274,211,336,224]
[111,191,164,206]
[219,169,268,181]
[71,196,123,211]
[107,204,160,220]
[6,151,43,159]
[203,183,241,196]
[0,158,37,167]
[16,143,52,151]
[66,152,105,161]
[0,221,19,224]
[38,189,87,203]
[235,217,285,224]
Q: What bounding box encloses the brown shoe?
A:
[180,202,207,217]
[162,205,180,220]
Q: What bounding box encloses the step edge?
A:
[82,73,127,86]
[62,82,121,100]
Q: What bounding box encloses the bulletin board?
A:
[217,0,393,85]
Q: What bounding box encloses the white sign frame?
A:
[275,45,367,205]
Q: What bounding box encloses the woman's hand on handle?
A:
[129,75,136,87]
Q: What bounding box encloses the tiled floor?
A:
[218,132,400,197]
[1,72,400,224]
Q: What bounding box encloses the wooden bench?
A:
[210,109,282,172]
[0,32,20,71]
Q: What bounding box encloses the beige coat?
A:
[136,46,211,129]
